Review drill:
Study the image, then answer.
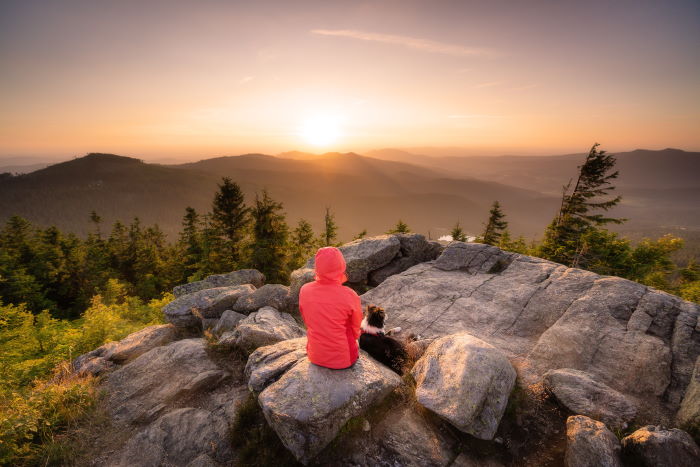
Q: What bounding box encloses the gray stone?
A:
[289,267,315,316]
[212,309,246,336]
[186,454,221,467]
[259,352,402,464]
[621,425,700,467]
[305,235,401,283]
[163,284,255,327]
[232,283,290,314]
[678,356,700,433]
[73,356,116,376]
[360,243,700,420]
[104,339,229,424]
[101,324,177,364]
[565,415,622,467]
[411,332,516,439]
[544,368,637,430]
[219,306,305,353]
[172,269,264,297]
[368,256,418,286]
[245,337,308,392]
[113,407,232,466]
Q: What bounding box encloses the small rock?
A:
[102,324,177,364]
[434,242,513,273]
[220,306,305,353]
[212,309,247,336]
[621,425,700,467]
[73,356,116,376]
[362,419,371,432]
[232,284,290,314]
[172,269,264,297]
[411,332,516,440]
[543,368,637,430]
[565,415,621,467]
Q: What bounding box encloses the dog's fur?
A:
[359,305,410,375]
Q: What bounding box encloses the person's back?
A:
[299,247,363,369]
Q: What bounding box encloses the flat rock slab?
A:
[565,415,621,467]
[164,284,256,327]
[259,352,402,464]
[172,269,264,297]
[105,338,228,424]
[102,324,177,364]
[245,337,308,392]
[621,425,700,467]
[677,356,700,430]
[220,306,305,353]
[112,407,232,466]
[544,368,637,430]
[412,332,516,440]
[212,309,247,336]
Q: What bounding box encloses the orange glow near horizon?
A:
[1,1,699,159]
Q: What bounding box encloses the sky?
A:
[1,0,699,160]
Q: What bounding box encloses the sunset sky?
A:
[1,0,699,160]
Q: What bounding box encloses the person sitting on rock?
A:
[299,246,363,370]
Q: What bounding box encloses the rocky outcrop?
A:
[677,356,700,431]
[258,352,402,464]
[172,269,264,297]
[219,306,305,353]
[112,407,232,466]
[544,368,637,430]
[362,241,700,420]
[231,283,291,314]
[163,285,255,328]
[621,425,700,466]
[411,332,516,439]
[564,415,621,467]
[104,338,229,424]
[245,337,307,392]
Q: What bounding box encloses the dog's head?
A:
[365,305,386,329]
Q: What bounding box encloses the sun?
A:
[298,115,341,147]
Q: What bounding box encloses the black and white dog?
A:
[359,305,410,375]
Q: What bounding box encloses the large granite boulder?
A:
[411,332,516,439]
[219,306,305,353]
[543,368,637,430]
[621,425,700,466]
[245,337,307,392]
[678,356,700,432]
[232,284,291,314]
[305,235,401,283]
[258,352,402,464]
[172,269,264,297]
[163,284,255,327]
[112,407,232,466]
[565,415,621,467]
[104,339,229,424]
[361,242,700,420]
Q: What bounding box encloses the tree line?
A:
[1,145,698,321]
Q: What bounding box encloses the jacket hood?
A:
[314,247,348,284]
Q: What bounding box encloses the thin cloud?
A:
[448,114,503,119]
[473,81,504,89]
[311,29,495,57]
[239,76,254,85]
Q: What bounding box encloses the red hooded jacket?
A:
[299,247,363,369]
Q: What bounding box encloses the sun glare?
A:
[299,115,341,147]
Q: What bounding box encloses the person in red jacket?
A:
[299,246,363,369]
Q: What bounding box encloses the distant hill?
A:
[0,152,557,240]
[367,148,700,231]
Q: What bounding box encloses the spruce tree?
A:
[249,190,289,284]
[211,177,250,271]
[540,144,624,266]
[387,219,411,234]
[450,221,468,242]
[320,207,338,246]
[288,219,316,270]
[354,229,368,240]
[178,207,203,281]
[482,201,508,245]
